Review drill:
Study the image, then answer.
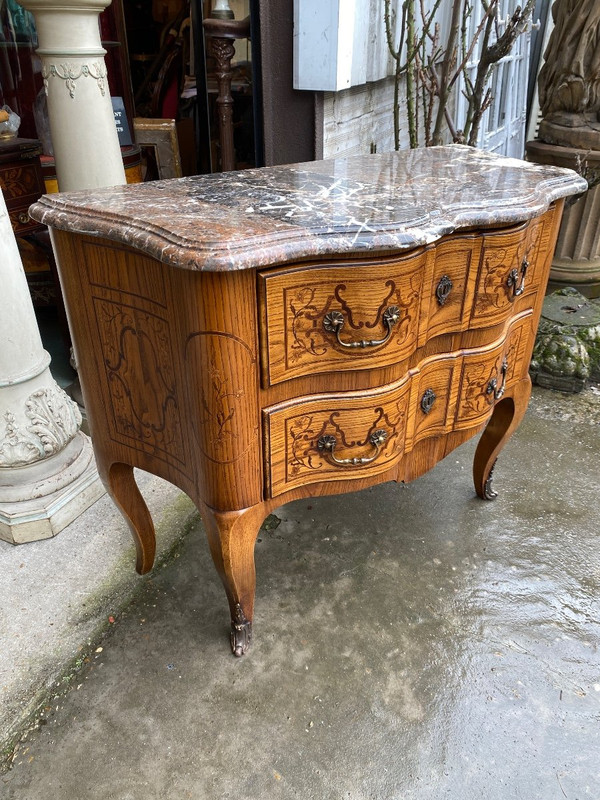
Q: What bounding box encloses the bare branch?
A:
[449,0,498,91]
[384,0,535,150]
[431,0,463,144]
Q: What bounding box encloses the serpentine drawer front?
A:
[30,146,586,657]
[259,209,556,386]
[264,313,530,497]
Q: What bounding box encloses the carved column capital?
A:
[204,16,250,172]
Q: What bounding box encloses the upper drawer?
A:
[258,249,429,386]
[259,208,557,387]
[469,207,556,327]
[8,203,43,236]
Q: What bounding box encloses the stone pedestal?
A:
[2,0,130,543]
[526,140,598,295]
[0,190,104,543]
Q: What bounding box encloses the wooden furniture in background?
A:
[0,137,59,306]
[0,138,44,235]
[30,146,586,656]
[40,146,143,195]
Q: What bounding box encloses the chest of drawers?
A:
[30,146,586,656]
[0,138,46,236]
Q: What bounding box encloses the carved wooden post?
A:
[204,16,251,172]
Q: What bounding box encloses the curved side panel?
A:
[178,270,263,511]
[185,331,258,467]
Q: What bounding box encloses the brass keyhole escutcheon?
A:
[420,388,436,414]
[436,275,453,306]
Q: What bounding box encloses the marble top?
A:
[29,145,587,272]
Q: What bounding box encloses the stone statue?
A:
[538,0,600,149]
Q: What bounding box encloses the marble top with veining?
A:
[29,145,587,272]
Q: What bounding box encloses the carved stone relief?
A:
[42,62,107,99]
[537,0,600,149]
[0,385,81,468]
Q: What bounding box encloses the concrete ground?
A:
[1,385,599,799]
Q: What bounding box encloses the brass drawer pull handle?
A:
[317,429,388,466]
[323,305,400,349]
[487,357,508,401]
[507,258,529,299]
[18,212,30,225]
[436,275,453,306]
[420,388,436,414]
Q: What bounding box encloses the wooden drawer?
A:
[422,234,481,341]
[0,159,46,236]
[0,161,45,205]
[410,357,455,446]
[264,314,532,497]
[258,249,429,386]
[469,207,556,327]
[264,377,413,496]
[455,315,532,429]
[259,209,556,388]
[8,203,42,235]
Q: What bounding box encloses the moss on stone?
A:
[531,289,600,392]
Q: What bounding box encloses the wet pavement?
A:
[1,388,600,799]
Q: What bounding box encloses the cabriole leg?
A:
[473,376,532,500]
[199,502,267,656]
[100,461,156,574]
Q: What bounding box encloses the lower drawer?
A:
[263,315,532,497]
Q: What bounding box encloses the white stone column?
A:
[0,190,104,543]
[19,0,126,191]
[1,0,129,542]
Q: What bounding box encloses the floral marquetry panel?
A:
[184,332,258,467]
[455,315,531,429]
[264,378,412,495]
[71,239,194,486]
[259,252,428,385]
[1,164,42,200]
[470,208,557,328]
[91,298,186,470]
